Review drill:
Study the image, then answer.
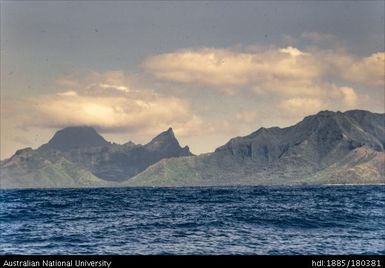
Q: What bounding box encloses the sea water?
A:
[1,185,384,255]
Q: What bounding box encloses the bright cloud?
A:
[22,72,202,137]
[143,44,382,122]
[144,46,384,92]
[57,90,78,97]
[280,98,325,116]
[143,47,319,88]
[98,83,130,92]
[339,86,358,108]
[279,46,306,57]
[337,52,384,87]
[278,85,361,119]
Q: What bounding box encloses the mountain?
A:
[0,127,192,188]
[39,126,110,152]
[61,127,192,181]
[126,110,385,186]
[1,110,384,189]
[0,147,106,189]
[145,128,191,155]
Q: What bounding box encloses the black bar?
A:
[0,255,384,268]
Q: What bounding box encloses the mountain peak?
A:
[39,126,110,152]
[14,147,33,156]
[165,127,175,135]
[146,128,177,148]
[314,110,344,117]
[145,128,192,156]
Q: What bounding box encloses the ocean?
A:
[1,185,384,255]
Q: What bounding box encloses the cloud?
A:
[143,43,382,121]
[57,90,78,97]
[143,47,320,89]
[280,98,325,116]
[235,109,258,124]
[21,72,202,137]
[339,86,358,108]
[98,83,130,92]
[278,85,360,119]
[279,46,306,57]
[336,52,384,87]
[144,46,384,91]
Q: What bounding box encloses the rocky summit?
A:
[39,126,110,152]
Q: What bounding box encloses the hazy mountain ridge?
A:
[0,127,192,188]
[51,127,193,181]
[0,147,107,188]
[127,110,385,186]
[1,110,384,188]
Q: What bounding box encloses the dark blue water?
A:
[1,186,384,255]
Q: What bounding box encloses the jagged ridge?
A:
[1,127,192,188]
[127,110,385,186]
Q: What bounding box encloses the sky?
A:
[1,1,384,159]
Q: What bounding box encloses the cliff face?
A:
[127,110,385,187]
